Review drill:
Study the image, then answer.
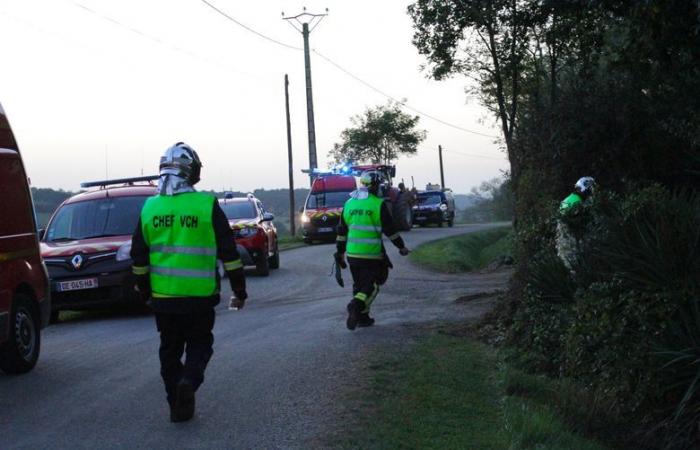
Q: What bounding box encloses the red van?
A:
[0,103,51,374]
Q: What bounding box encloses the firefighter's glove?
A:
[399,247,410,256]
[134,277,151,302]
[334,252,347,269]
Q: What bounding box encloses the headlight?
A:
[116,241,132,262]
[412,206,418,210]
[301,214,310,223]
[439,203,448,211]
[238,227,258,237]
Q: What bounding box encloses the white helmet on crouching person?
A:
[574,176,595,197]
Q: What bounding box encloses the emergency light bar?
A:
[80,175,159,189]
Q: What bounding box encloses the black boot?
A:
[358,312,375,327]
[171,381,195,422]
[346,299,362,331]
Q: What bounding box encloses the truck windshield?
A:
[306,191,351,209]
[46,196,148,242]
[220,202,257,220]
[417,194,443,205]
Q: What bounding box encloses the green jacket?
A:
[560,192,582,213]
[140,192,218,298]
[342,194,384,260]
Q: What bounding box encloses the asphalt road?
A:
[0,223,509,450]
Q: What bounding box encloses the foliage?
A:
[328,101,426,165]
[409,1,700,446]
[505,188,700,447]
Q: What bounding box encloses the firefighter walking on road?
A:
[335,171,410,330]
[131,142,247,422]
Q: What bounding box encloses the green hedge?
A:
[505,186,700,448]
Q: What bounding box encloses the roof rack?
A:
[81,175,159,189]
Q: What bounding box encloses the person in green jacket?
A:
[557,176,595,270]
[335,171,410,330]
[131,142,247,422]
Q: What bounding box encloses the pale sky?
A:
[0,0,509,194]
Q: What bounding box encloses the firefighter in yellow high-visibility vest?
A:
[335,171,410,330]
[131,142,247,422]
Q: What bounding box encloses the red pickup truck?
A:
[0,102,51,374]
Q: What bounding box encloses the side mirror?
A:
[38,228,45,240]
[262,212,274,222]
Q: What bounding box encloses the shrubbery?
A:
[505,186,700,447]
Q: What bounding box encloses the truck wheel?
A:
[256,250,270,276]
[269,243,280,269]
[0,293,40,374]
[392,194,412,231]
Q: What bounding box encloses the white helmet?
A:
[574,176,595,194]
[159,142,202,186]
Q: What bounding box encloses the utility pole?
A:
[438,145,445,189]
[283,8,328,181]
[284,74,296,236]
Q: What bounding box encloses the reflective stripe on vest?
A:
[150,245,217,256]
[343,194,384,259]
[141,192,218,297]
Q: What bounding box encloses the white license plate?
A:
[58,278,98,292]
[318,227,334,233]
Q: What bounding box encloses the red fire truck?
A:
[299,164,413,244]
[300,173,357,243]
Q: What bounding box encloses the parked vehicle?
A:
[0,102,50,373]
[40,177,157,320]
[219,194,279,276]
[412,189,456,227]
[300,174,356,243]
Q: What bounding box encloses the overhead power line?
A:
[194,0,500,141]
[74,0,502,149]
[311,50,499,139]
[199,0,302,51]
[71,1,258,78]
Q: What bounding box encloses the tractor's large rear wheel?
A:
[392,194,413,232]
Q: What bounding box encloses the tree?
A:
[328,102,426,165]
[408,0,532,165]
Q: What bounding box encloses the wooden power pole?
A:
[285,74,296,236]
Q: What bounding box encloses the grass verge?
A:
[278,234,306,251]
[410,226,512,273]
[341,333,609,450]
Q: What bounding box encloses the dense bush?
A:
[505,187,700,447]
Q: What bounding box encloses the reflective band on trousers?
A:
[150,266,216,278]
[349,224,380,232]
[150,245,217,256]
[348,237,382,245]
